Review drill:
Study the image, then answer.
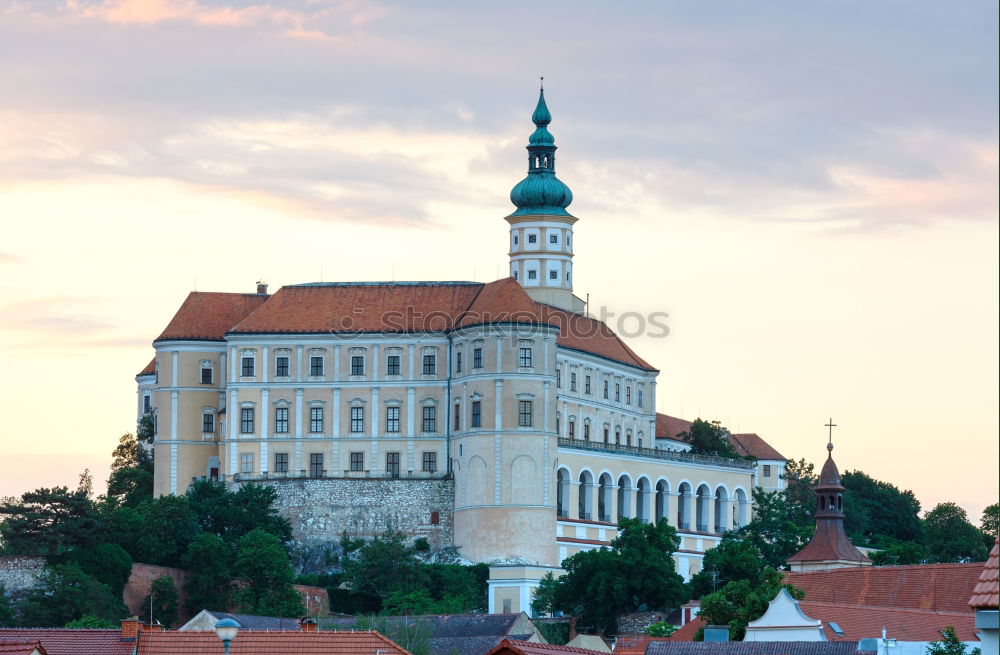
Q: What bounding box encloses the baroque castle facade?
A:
[136,89,787,614]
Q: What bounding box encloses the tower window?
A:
[518,400,533,427]
[527,270,537,280]
[473,348,483,369]
[528,234,537,244]
[519,347,533,368]
[471,400,482,427]
[513,234,519,245]
[549,234,558,244]
[513,271,518,280]
[549,270,558,280]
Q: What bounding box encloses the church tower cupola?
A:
[506,82,583,313]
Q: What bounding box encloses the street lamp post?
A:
[214,618,240,655]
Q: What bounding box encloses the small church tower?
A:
[507,85,585,313]
[787,424,872,571]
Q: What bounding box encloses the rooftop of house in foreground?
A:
[148,278,656,371]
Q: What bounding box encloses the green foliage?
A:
[70,542,133,597]
[534,518,688,633]
[0,584,14,628]
[106,431,154,508]
[925,503,988,563]
[869,538,928,565]
[142,575,179,627]
[733,488,807,570]
[16,563,127,627]
[185,481,292,547]
[0,486,103,557]
[182,533,233,614]
[64,614,118,628]
[354,615,433,655]
[842,470,923,544]
[926,626,982,655]
[382,588,439,615]
[677,419,742,459]
[328,588,382,614]
[980,503,999,540]
[121,495,201,567]
[781,458,818,529]
[645,622,678,637]
[344,530,425,601]
[690,534,768,598]
[535,620,570,644]
[696,569,803,641]
[412,537,430,552]
[232,529,304,617]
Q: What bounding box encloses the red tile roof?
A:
[134,629,411,654]
[969,539,999,609]
[786,519,869,565]
[459,278,546,328]
[137,357,156,376]
[0,630,132,655]
[0,642,46,655]
[533,303,656,371]
[156,292,268,342]
[655,414,693,440]
[485,638,608,654]
[785,563,985,613]
[728,433,785,461]
[614,634,675,654]
[798,600,977,642]
[646,642,872,655]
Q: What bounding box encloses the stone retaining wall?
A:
[0,556,45,593]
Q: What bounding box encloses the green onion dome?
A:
[508,88,574,217]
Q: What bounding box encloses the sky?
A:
[0,1,997,523]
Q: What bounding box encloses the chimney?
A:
[120,616,141,641]
[299,617,318,632]
[256,280,268,295]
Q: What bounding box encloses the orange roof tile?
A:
[485,638,608,654]
[655,414,693,440]
[969,539,999,609]
[728,433,785,461]
[137,357,156,376]
[614,634,675,654]
[0,642,47,655]
[785,563,985,613]
[156,292,268,342]
[799,601,977,642]
[535,303,656,371]
[458,277,548,328]
[0,630,131,655]
[134,629,411,654]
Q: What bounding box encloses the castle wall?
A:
[232,477,455,551]
[0,555,45,593]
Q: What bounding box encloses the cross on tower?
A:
[825,418,837,451]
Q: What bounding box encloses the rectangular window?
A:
[422,354,436,375]
[275,356,290,377]
[200,366,213,384]
[422,451,437,473]
[568,420,575,438]
[143,395,151,414]
[274,407,289,434]
[626,386,631,405]
[309,453,324,477]
[350,451,364,471]
[548,270,558,280]
[556,369,561,388]
[570,372,577,391]
[240,408,254,434]
[585,375,591,394]
[422,406,436,432]
[615,383,621,402]
[763,464,772,478]
[350,406,364,433]
[519,347,532,368]
[603,380,609,399]
[518,400,532,427]
[453,403,461,431]
[385,406,400,433]
[239,453,253,474]
[471,401,482,428]
[603,427,609,443]
[351,355,364,376]
[473,348,483,369]
[528,234,537,243]
[527,270,537,280]
[386,452,400,478]
[549,234,558,244]
[584,423,590,441]
[241,357,255,377]
[310,356,324,376]
[274,452,288,473]
[310,407,324,433]
[386,354,401,376]
[456,351,462,373]
[638,389,643,408]
[202,413,214,433]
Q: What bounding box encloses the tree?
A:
[106,431,154,508]
[183,533,233,614]
[115,495,200,567]
[343,531,425,601]
[696,568,803,641]
[71,542,133,597]
[781,458,818,529]
[0,584,14,627]
[925,503,988,563]
[535,518,688,633]
[677,419,742,459]
[232,529,304,617]
[926,626,981,655]
[733,488,807,570]
[841,470,922,544]
[0,486,103,557]
[185,481,292,547]
[65,614,118,628]
[645,622,678,637]
[689,534,767,599]
[869,539,928,566]
[15,563,127,627]
[980,503,999,540]
[142,576,179,627]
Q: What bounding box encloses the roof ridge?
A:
[799,600,973,616]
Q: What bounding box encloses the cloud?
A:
[0,252,20,264]
[0,296,147,351]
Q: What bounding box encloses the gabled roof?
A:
[728,433,785,461]
[458,278,546,328]
[485,639,607,654]
[798,600,977,642]
[320,612,530,638]
[0,630,132,655]
[655,414,692,440]
[644,642,872,655]
[532,303,656,371]
[155,292,268,342]
[201,611,305,630]
[134,629,411,654]
[0,642,46,655]
[969,539,999,609]
[784,563,985,613]
[785,517,869,564]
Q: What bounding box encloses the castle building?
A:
[136,89,787,614]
